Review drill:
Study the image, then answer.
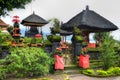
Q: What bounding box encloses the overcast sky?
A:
[1,0,120,40]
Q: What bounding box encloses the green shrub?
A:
[44,40,52,46]
[24,37,32,43]
[1,47,54,77]
[107,67,120,75]
[90,60,103,68]
[96,70,108,76]
[82,42,87,47]
[74,27,82,35]
[31,38,36,44]
[52,35,61,42]
[100,32,118,70]
[114,67,120,75]
[47,35,61,42]
[36,38,43,44]
[83,69,95,75]
[0,66,7,80]
[75,36,83,42]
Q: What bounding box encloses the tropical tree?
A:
[0,0,32,16]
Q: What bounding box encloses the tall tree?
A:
[0,0,32,16]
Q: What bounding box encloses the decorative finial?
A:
[86,5,89,10]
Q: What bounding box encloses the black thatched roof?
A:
[60,30,72,36]
[61,6,118,32]
[21,12,48,26]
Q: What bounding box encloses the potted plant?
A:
[54,47,64,70]
[79,47,90,69]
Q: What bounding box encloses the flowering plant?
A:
[54,47,63,56]
[81,47,87,54]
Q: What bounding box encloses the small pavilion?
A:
[21,12,48,37]
[0,19,9,34]
[60,29,72,42]
[61,6,118,44]
[0,19,9,30]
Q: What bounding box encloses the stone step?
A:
[64,65,79,70]
[55,65,81,74]
[64,65,81,74]
[64,69,80,74]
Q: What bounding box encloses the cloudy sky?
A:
[1,0,120,40]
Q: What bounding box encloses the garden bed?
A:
[82,67,120,77]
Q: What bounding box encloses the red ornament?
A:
[35,34,42,38]
[13,15,19,18]
[12,15,20,23]
[12,19,20,22]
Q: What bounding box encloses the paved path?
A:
[46,74,120,80]
[69,74,120,80]
[6,74,120,80]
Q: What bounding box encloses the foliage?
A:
[36,38,43,44]
[50,18,60,35]
[44,40,52,46]
[96,67,120,76]
[0,66,7,80]
[47,35,53,42]
[0,33,12,43]
[54,48,63,56]
[87,47,102,52]
[90,60,103,68]
[75,36,83,42]
[73,26,82,35]
[93,32,110,43]
[47,35,61,42]
[83,67,120,77]
[0,0,32,16]
[107,67,120,75]
[100,32,118,70]
[31,38,36,44]
[0,29,12,46]
[82,42,87,47]
[7,26,14,35]
[24,37,32,43]
[52,35,61,42]
[96,70,108,76]
[0,47,54,77]
[83,69,95,75]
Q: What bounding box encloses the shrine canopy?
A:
[60,30,72,36]
[21,12,48,27]
[61,6,118,32]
